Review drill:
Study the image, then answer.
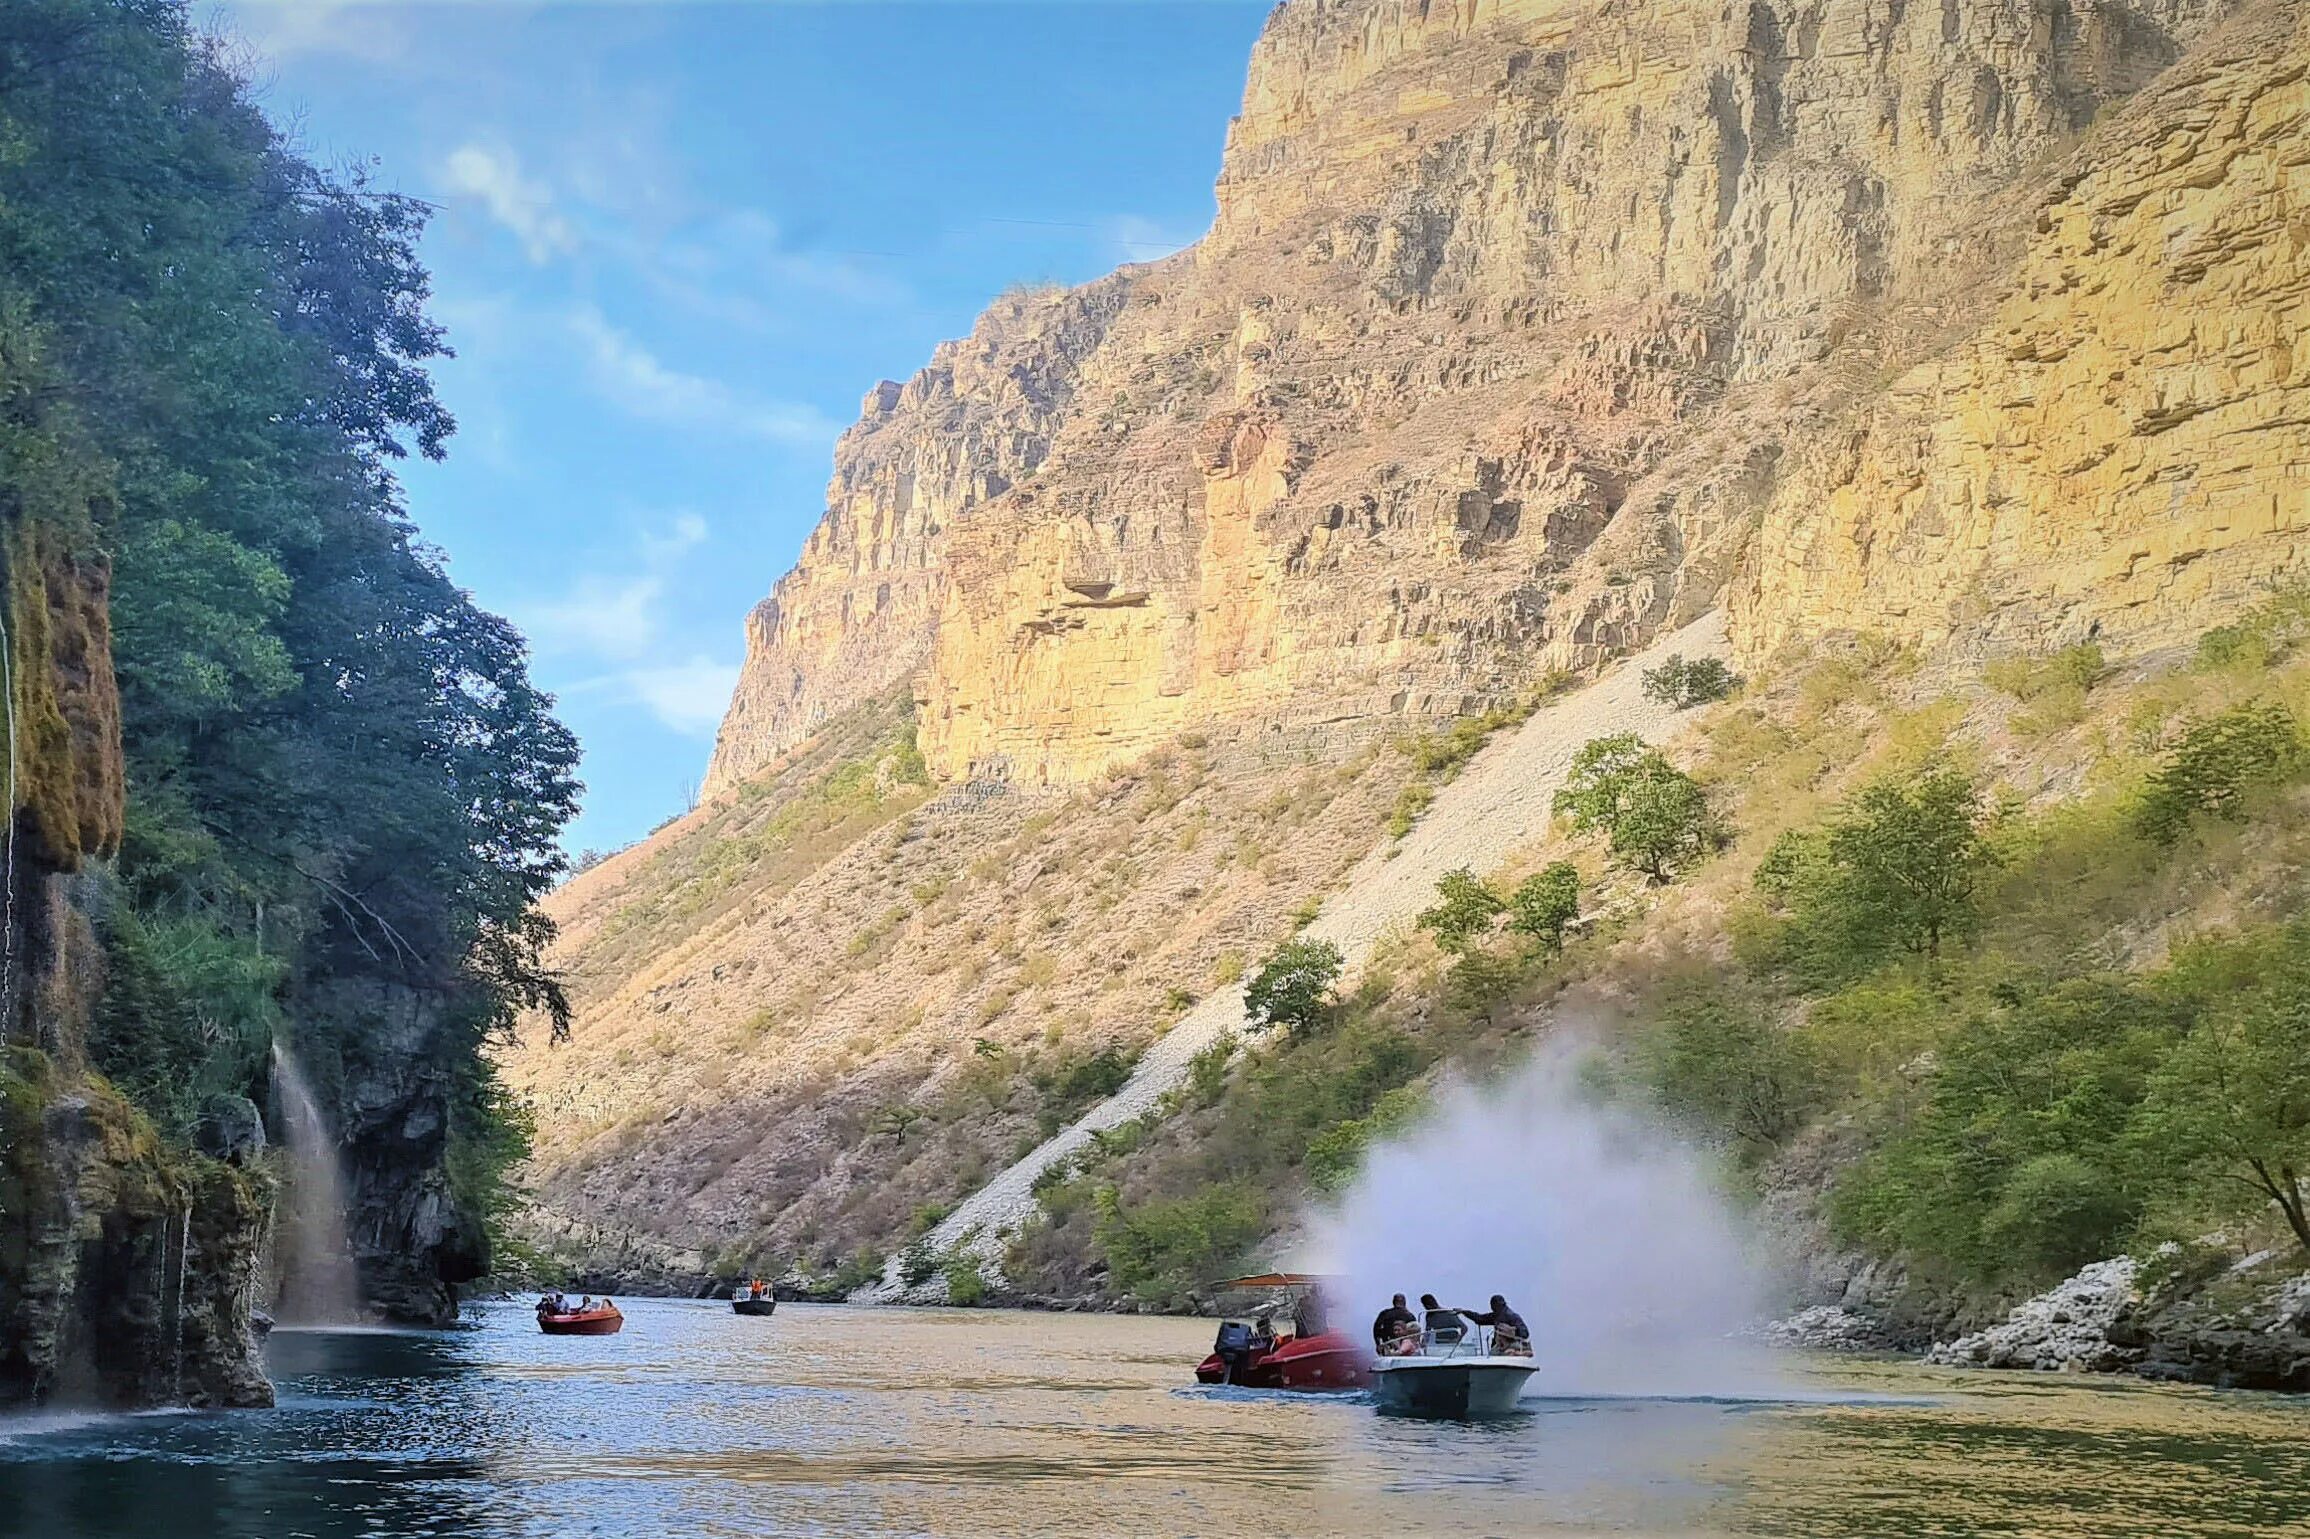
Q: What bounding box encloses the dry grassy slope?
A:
[505,689,1436,1281]
[883,611,1728,1291]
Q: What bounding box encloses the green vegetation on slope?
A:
[1014,591,2310,1316]
[0,1,577,1275]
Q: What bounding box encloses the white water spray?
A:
[270,1040,363,1324]
[1316,1035,1789,1399]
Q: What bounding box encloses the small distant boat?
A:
[537,1303,624,1336]
[731,1295,776,1316]
[1370,1320,1535,1418]
[1193,1274,1369,1392]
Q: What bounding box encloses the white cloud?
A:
[443,144,577,265]
[209,0,416,66]
[568,306,837,445]
[614,655,741,737]
[1108,213,1201,265]
[514,510,708,662]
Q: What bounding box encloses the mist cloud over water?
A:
[1315,1035,1788,1399]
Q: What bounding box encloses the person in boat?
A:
[1419,1293,1464,1338]
[748,1278,768,1301]
[1455,1294,1532,1356]
[1372,1294,1419,1354]
[1292,1287,1328,1339]
[537,1289,565,1319]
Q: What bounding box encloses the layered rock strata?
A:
[709,0,2270,797]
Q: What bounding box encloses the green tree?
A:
[1554,734,1716,882]
[1243,938,1344,1031]
[1507,862,1582,953]
[1824,763,1993,960]
[1416,867,1504,954]
[2135,702,2303,846]
[1834,975,2179,1287]
[2136,928,2310,1254]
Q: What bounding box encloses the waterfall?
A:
[171,1204,191,1400]
[270,1039,364,1324]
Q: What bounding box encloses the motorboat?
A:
[1193,1273,1369,1391]
[537,1301,624,1335]
[731,1293,776,1317]
[1369,1317,1536,1418]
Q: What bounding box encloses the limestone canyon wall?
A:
[708,0,2300,797]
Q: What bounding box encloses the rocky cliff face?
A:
[1739,1,2310,656]
[708,0,2272,796]
[0,528,271,1410]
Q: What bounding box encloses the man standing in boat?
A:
[1453,1295,1532,1356]
[1372,1294,1419,1354]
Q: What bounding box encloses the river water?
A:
[2,1300,2306,1537]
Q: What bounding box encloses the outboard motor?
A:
[1213,1320,1255,1384]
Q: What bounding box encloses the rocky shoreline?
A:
[1773,1249,2310,1393]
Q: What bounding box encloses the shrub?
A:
[1823,763,1994,960]
[944,1254,989,1306]
[1980,1154,2134,1281]
[1642,654,1739,709]
[1416,867,1505,954]
[2195,586,2310,672]
[1637,989,1822,1154]
[899,1239,939,1287]
[1186,1033,1237,1103]
[1507,862,1581,953]
[1093,1181,1268,1306]
[1244,938,1344,1031]
[1303,1086,1425,1193]
[2134,702,2303,846]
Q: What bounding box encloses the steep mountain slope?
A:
[709,0,2259,797]
[514,0,2310,1294]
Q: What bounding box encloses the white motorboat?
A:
[1369,1319,1536,1418]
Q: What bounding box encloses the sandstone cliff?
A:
[708,0,2275,799]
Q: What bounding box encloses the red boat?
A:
[1193,1273,1369,1391]
[537,1302,624,1335]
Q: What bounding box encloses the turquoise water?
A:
[3,1300,2307,1537]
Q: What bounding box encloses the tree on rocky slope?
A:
[1244,938,1344,1032]
[2138,927,2310,1256]
[1553,734,1716,883]
[1,0,579,1314]
[1417,868,1504,954]
[1507,862,1582,953]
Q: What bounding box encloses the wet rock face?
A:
[706,0,2279,798]
[314,975,488,1327]
[0,1064,273,1409]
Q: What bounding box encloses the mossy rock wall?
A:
[0,1048,273,1408]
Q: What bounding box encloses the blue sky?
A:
[206,0,1270,853]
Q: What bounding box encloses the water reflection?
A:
[0,1302,2305,1537]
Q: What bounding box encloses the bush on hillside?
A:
[2196,586,2310,672]
[1093,1181,1268,1306]
[1642,654,1739,710]
[2134,702,2303,846]
[1833,974,2181,1288]
[1244,938,1345,1031]
[1756,763,1994,978]
[1637,987,1823,1155]
[1417,867,1505,954]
